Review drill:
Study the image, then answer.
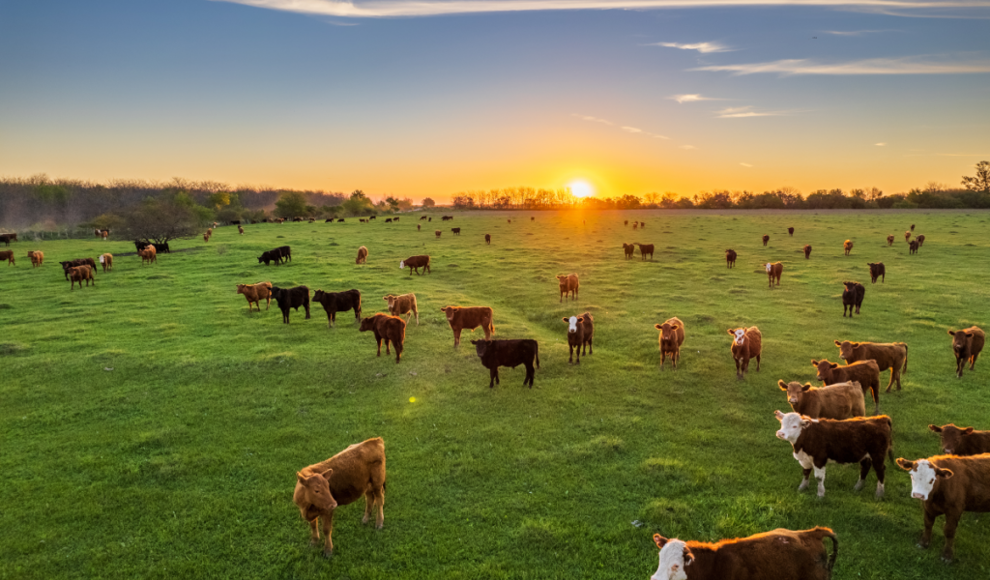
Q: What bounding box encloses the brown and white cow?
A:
[834,340,907,392]
[947,326,985,378]
[775,410,893,498]
[356,245,368,264]
[803,245,812,259]
[440,305,494,347]
[650,527,837,580]
[929,424,990,456]
[778,380,865,420]
[359,313,406,363]
[896,454,990,561]
[99,253,113,273]
[562,312,594,364]
[399,255,431,275]
[384,293,418,325]
[556,273,579,303]
[293,437,386,557]
[727,326,761,379]
[236,281,273,312]
[843,239,853,256]
[765,262,783,288]
[725,249,737,268]
[811,358,881,413]
[655,317,685,370]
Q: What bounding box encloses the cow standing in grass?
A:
[728,326,761,379]
[765,262,783,288]
[725,249,737,268]
[359,313,406,363]
[471,339,539,388]
[929,424,990,456]
[947,326,985,378]
[655,317,685,370]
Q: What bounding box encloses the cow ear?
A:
[802,383,812,392]
[829,363,839,369]
[670,325,680,331]
[929,424,943,433]
[577,317,584,323]
[470,340,478,345]
[964,427,974,435]
[728,329,736,335]
[296,471,306,484]
[964,332,973,338]
[851,342,860,347]
[774,410,784,420]
[655,324,663,329]
[935,467,954,479]
[778,380,788,391]
[811,359,819,366]
[895,458,914,471]
[684,548,694,566]
[947,330,956,336]
[320,468,333,481]
[562,317,569,323]
[653,534,668,550]
[834,340,842,346]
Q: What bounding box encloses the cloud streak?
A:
[694,56,990,75]
[671,94,722,103]
[716,106,790,118]
[651,41,731,53]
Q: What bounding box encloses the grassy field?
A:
[1,209,988,580]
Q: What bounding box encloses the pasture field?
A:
[2,210,989,580]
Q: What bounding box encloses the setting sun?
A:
[568,180,594,198]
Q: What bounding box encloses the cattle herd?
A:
[1,216,987,576]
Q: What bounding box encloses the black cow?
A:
[452,228,461,235]
[471,339,540,388]
[369,215,376,221]
[271,285,311,324]
[152,242,170,254]
[60,258,97,279]
[842,281,865,317]
[313,289,362,328]
[258,245,291,266]
[868,262,885,284]
[230,220,241,225]
[0,233,18,246]
[385,218,393,223]
[134,240,151,252]
[325,218,333,223]
[337,218,345,222]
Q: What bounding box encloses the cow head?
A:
[399,260,406,269]
[384,295,397,309]
[236,284,247,295]
[778,380,812,406]
[775,410,811,443]
[896,458,953,501]
[563,316,583,334]
[440,306,458,321]
[947,330,972,355]
[834,340,856,361]
[655,322,680,343]
[652,535,692,580]
[271,287,284,301]
[313,290,326,301]
[810,359,839,381]
[295,468,337,512]
[764,263,772,272]
[556,274,567,284]
[471,339,491,358]
[727,328,746,345]
[928,424,973,455]
[358,316,377,332]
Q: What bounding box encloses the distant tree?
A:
[643,192,660,205]
[274,192,307,218]
[421,197,436,208]
[659,192,679,209]
[961,161,990,193]
[385,196,400,211]
[207,192,231,210]
[452,194,475,209]
[117,193,211,243]
[343,190,375,216]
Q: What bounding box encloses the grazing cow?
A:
[139,246,157,265]
[905,230,911,242]
[385,218,392,223]
[358,313,406,363]
[636,243,654,261]
[867,262,885,284]
[152,242,170,254]
[238,225,244,235]
[383,293,418,325]
[930,424,990,456]
[420,216,428,220]
[416,224,421,231]
[887,235,895,246]
[293,437,386,557]
[896,454,990,562]
[633,222,638,230]
[325,218,333,223]
[1,250,15,265]
[843,239,853,256]
[60,258,97,278]
[369,215,376,221]
[271,285,311,324]
[337,218,345,223]
[775,411,893,498]
[623,220,628,226]
[562,312,594,364]
[67,265,94,290]
[725,249,737,268]
[779,380,866,420]
[909,240,919,254]
[471,339,539,388]
[916,234,926,247]
[765,262,783,288]
[392,217,399,221]
[259,245,291,266]
[727,326,762,379]
[313,289,362,327]
[762,234,770,246]
[655,317,685,370]
[99,253,112,273]
[359,219,367,223]
[435,230,441,239]
[911,223,916,231]
[835,340,908,393]
[485,233,490,245]
[28,250,44,268]
[0,233,17,246]
[399,255,431,275]
[236,281,273,312]
[556,273,579,303]
[947,326,985,378]
[650,528,837,580]
[812,358,882,413]
[624,243,636,259]
[531,216,535,221]
[451,227,461,235]
[356,246,368,264]
[803,245,812,259]
[507,219,510,224]
[842,281,865,317]
[788,226,795,236]
[440,305,494,347]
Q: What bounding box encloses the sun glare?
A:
[569,180,594,198]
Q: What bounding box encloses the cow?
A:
[0,233,17,246]
[633,222,638,230]
[383,293,418,325]
[293,437,386,557]
[314,289,362,328]
[725,249,737,268]
[359,219,367,223]
[624,243,636,260]
[727,326,762,379]
[775,411,893,498]
[640,221,645,228]
[152,242,170,254]
[258,245,291,266]
[435,230,441,239]
[917,234,926,247]
[623,220,628,226]
[835,340,908,393]
[531,216,535,221]
[788,226,795,236]
[811,358,882,413]
[271,285,311,324]
[369,215,377,221]
[67,265,95,290]
[929,424,990,456]
[451,228,461,235]
[765,262,783,288]
[636,243,654,261]
[238,225,244,235]
[28,250,44,268]
[399,255,431,275]
[440,305,494,347]
[562,312,594,364]
[356,246,368,264]
[428,217,432,222]
[556,273,579,303]
[650,528,837,580]
[325,218,333,223]
[337,218,345,223]
[655,317,685,370]
[99,253,112,273]
[762,234,770,246]
[236,281,273,312]
[420,216,428,220]
[100,229,110,239]
[842,281,865,317]
[203,233,210,242]
[887,235,895,246]
[896,454,990,562]
[843,239,853,256]
[134,240,150,252]
[385,218,392,223]
[868,262,885,284]
[60,258,97,278]
[417,224,421,231]
[231,220,242,225]
[296,217,305,222]
[947,326,985,378]
[139,246,157,265]
[778,380,866,420]
[803,245,812,259]
[358,313,406,363]
[905,230,911,242]
[910,223,916,231]
[485,233,491,245]
[909,239,919,254]
[506,219,510,224]
[1,250,15,265]
[471,339,539,388]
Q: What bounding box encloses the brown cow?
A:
[775,411,893,498]
[811,358,882,413]
[762,234,769,246]
[68,265,94,290]
[916,234,926,247]
[99,253,112,273]
[356,245,368,264]
[867,262,885,284]
[203,233,210,242]
[843,239,853,256]
[0,250,13,265]
[655,317,685,370]
[636,243,654,260]
[788,226,795,236]
[624,243,636,260]
[765,262,782,288]
[293,437,386,557]
[399,255,431,275]
[905,230,911,242]
[909,239,919,254]
[727,326,762,379]
[238,225,244,235]
[803,245,812,259]
[929,424,990,456]
[651,528,837,580]
[28,250,44,267]
[236,281,273,312]
[725,249,737,268]
[779,380,865,420]
[139,245,157,265]
[451,227,461,235]
[485,233,490,245]
[556,273,579,303]
[440,305,494,347]
[358,313,406,363]
[417,224,421,231]
[384,293,418,325]
[562,312,594,364]
[947,326,985,378]
[435,230,441,238]
[910,223,915,231]
[896,454,990,562]
[835,340,907,392]
[887,235,895,246]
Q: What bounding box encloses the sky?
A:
[1,0,989,202]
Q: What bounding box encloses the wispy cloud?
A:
[716,106,790,118]
[621,126,643,133]
[574,114,669,140]
[670,94,722,104]
[820,29,891,35]
[211,1,990,19]
[740,162,753,167]
[650,41,731,53]
[875,142,887,146]
[694,56,990,75]
[573,114,612,125]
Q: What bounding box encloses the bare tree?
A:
[962,161,990,193]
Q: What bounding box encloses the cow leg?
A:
[559,291,563,303]
[304,304,311,319]
[755,354,760,372]
[894,368,902,391]
[884,370,896,393]
[672,350,678,370]
[453,328,461,348]
[321,513,335,557]
[659,351,666,370]
[798,468,812,491]
[575,343,580,365]
[307,517,320,546]
[734,358,742,379]
[813,466,827,498]
[941,513,961,562]
[873,455,886,498]
[919,510,936,549]
[971,353,979,370]
[384,338,391,355]
[376,337,383,356]
[870,386,880,414]
[524,362,534,388]
[489,367,497,388]
[394,343,401,363]
[956,356,964,378]
[854,457,872,491]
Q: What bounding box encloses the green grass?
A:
[1,210,988,579]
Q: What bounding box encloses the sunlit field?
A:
[2,210,988,580]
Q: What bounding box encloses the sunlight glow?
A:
[569,180,594,198]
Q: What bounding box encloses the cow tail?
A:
[819,528,838,573]
[535,343,541,369]
[901,342,908,374]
